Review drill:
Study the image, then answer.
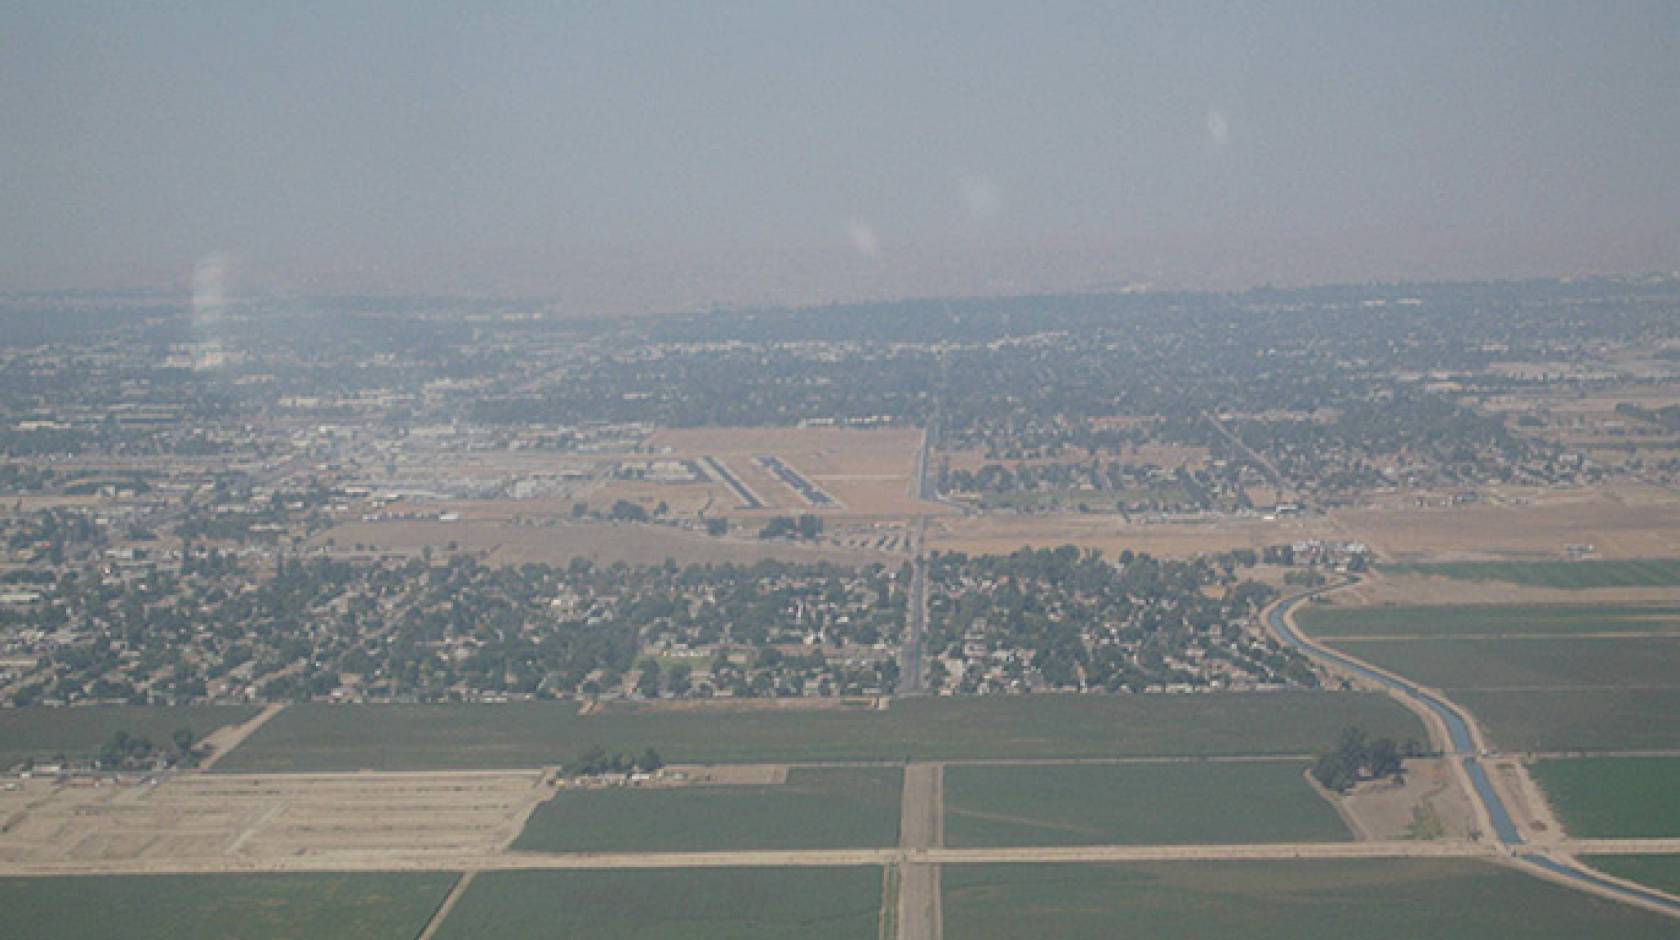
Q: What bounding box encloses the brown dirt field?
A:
[0,771,547,865]
[1326,574,1680,609]
[571,480,720,517]
[1337,759,1476,842]
[309,519,890,567]
[1331,486,1680,561]
[928,513,1339,559]
[646,426,943,518]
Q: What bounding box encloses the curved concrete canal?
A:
[1266,592,1680,918]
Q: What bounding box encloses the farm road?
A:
[0,839,1542,878]
[196,703,287,770]
[897,762,944,940]
[416,871,475,940]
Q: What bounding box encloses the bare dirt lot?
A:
[310,518,889,567]
[928,512,1340,559]
[1332,486,1680,562]
[1325,574,1680,609]
[1336,759,1477,842]
[923,481,1680,565]
[645,426,943,519]
[0,771,548,866]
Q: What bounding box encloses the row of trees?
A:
[758,514,823,540]
[96,728,203,770]
[570,744,664,777]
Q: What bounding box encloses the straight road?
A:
[898,518,930,695]
[415,871,475,940]
[897,763,944,940]
[897,863,940,940]
[0,840,1526,878]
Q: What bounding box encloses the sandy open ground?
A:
[645,426,944,519]
[0,771,548,866]
[1325,574,1680,609]
[928,512,1340,559]
[311,518,890,567]
[1332,486,1680,562]
[1335,759,1477,842]
[924,484,1680,562]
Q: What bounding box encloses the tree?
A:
[1312,750,1356,792]
[639,748,664,772]
[1366,736,1403,780]
[1311,726,1405,792]
[636,659,661,698]
[574,744,608,775]
[667,662,693,695]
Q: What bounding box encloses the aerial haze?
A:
[4,1,1679,311]
[5,5,1680,935]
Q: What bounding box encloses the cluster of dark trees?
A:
[570,744,664,777]
[96,728,202,770]
[758,514,823,540]
[1311,727,1426,792]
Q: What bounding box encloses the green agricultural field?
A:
[1382,558,1680,589]
[1298,604,1680,639]
[1454,688,1680,753]
[941,860,1680,939]
[1324,636,1680,691]
[212,692,1425,772]
[1584,856,1680,899]
[433,868,882,940]
[513,766,902,852]
[943,761,1352,847]
[0,705,258,770]
[1531,758,1680,838]
[0,872,455,940]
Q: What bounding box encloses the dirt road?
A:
[897,762,944,940]
[0,839,1524,878]
[416,871,475,940]
[898,763,943,851]
[196,702,287,770]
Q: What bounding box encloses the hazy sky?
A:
[4,2,1678,311]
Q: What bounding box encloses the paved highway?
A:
[899,532,929,695]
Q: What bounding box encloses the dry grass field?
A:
[1338,759,1476,842]
[645,426,941,519]
[928,512,1340,559]
[1324,574,1680,609]
[1332,486,1680,562]
[309,518,889,567]
[0,771,547,866]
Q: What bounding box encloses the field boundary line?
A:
[1303,767,1372,841]
[415,870,474,940]
[197,703,287,771]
